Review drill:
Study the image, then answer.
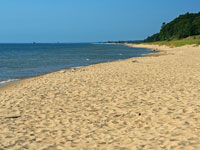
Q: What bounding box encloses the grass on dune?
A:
[146,35,200,47]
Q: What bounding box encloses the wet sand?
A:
[0,44,200,150]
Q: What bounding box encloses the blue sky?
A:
[0,0,199,43]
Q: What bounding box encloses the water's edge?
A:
[0,44,157,88]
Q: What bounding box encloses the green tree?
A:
[144,12,200,42]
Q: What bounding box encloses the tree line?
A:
[144,12,200,42]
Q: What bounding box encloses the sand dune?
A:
[0,44,200,150]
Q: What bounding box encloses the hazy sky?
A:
[0,0,199,43]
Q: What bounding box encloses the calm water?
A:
[0,43,152,86]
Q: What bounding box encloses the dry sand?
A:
[0,44,200,150]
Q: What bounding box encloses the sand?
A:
[0,44,200,150]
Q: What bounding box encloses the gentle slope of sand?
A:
[0,44,200,150]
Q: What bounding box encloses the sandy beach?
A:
[0,44,200,150]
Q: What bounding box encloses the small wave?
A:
[7,67,25,70]
[118,54,123,55]
[0,79,19,85]
[86,59,90,61]
[74,66,84,69]
[63,66,84,71]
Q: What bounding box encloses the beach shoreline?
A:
[0,44,155,90]
[1,44,200,149]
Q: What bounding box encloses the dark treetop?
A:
[144,12,200,42]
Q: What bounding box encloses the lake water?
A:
[0,43,152,86]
